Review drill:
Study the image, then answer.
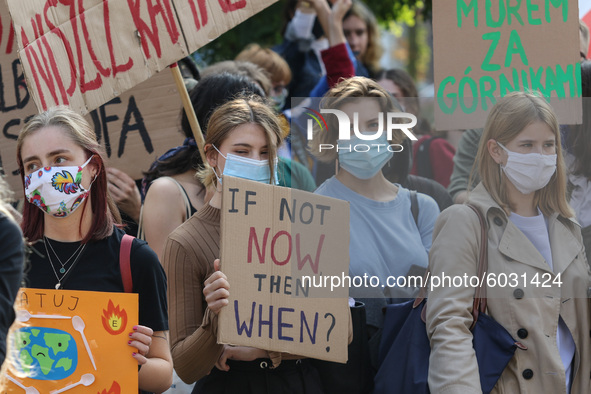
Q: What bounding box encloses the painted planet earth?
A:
[12,327,78,380]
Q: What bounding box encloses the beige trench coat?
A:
[426,184,591,394]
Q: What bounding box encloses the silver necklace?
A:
[43,237,87,289]
[44,236,85,274]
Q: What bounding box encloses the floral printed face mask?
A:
[24,156,95,218]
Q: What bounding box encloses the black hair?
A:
[142,72,266,189]
[567,60,591,180]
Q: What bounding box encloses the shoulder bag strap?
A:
[410,190,419,227]
[465,204,488,329]
[120,234,134,293]
[415,204,488,326]
[137,176,191,240]
[162,176,192,221]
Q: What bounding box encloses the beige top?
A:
[163,204,302,384]
[426,184,591,394]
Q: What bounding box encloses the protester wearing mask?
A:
[235,43,292,113]
[426,92,591,393]
[310,77,439,386]
[14,106,172,393]
[162,96,328,393]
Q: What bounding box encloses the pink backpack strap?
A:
[120,234,134,293]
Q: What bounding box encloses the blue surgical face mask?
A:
[212,145,278,185]
[337,133,393,180]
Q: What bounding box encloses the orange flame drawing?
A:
[98,381,121,394]
[101,300,127,335]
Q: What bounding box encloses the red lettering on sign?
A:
[218,0,247,13]
[103,1,133,77]
[127,0,181,59]
[44,1,78,96]
[21,27,68,110]
[6,21,15,54]
[188,0,209,30]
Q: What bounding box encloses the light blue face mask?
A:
[212,145,278,185]
[337,133,393,180]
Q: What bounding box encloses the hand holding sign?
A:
[129,325,154,364]
[204,259,230,315]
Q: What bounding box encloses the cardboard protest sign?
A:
[5,0,278,115]
[218,176,350,363]
[0,0,184,194]
[433,0,581,130]
[1,288,138,393]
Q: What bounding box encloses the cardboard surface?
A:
[218,176,350,363]
[0,0,184,194]
[5,0,278,115]
[433,0,582,130]
[1,288,139,393]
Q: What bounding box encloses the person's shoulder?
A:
[314,176,338,196]
[166,211,215,249]
[0,211,23,240]
[143,176,183,203]
[435,203,482,234]
[416,191,440,213]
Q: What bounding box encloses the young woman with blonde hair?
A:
[426,91,591,393]
[163,96,326,393]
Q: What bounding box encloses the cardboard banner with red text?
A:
[5,0,278,115]
[0,289,138,393]
[433,0,581,130]
[218,177,350,363]
[0,0,184,194]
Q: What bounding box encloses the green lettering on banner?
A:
[482,32,502,71]
[520,69,531,91]
[545,0,568,23]
[485,0,506,28]
[437,76,457,114]
[576,62,582,97]
[507,0,524,25]
[545,66,563,97]
[479,75,497,110]
[529,66,547,95]
[457,0,478,27]
[499,69,520,96]
[505,30,529,67]
[555,64,575,97]
[459,67,478,114]
[526,0,542,25]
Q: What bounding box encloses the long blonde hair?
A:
[475,91,573,218]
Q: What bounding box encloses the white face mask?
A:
[497,142,557,194]
[290,9,316,39]
[24,156,95,217]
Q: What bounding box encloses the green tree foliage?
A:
[195,0,432,65]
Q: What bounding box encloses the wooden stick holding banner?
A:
[170,62,206,162]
